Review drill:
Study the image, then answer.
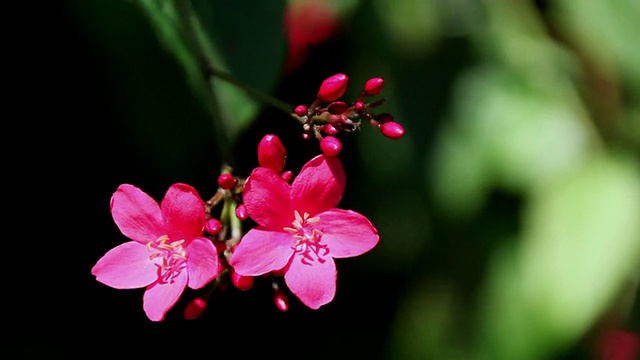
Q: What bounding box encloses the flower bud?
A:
[231,270,254,291]
[214,241,227,254]
[183,297,207,320]
[258,134,286,173]
[281,170,293,183]
[205,218,222,235]
[273,288,289,312]
[235,204,248,220]
[294,105,308,117]
[363,77,384,96]
[320,136,342,157]
[317,73,349,103]
[323,124,339,135]
[217,173,237,190]
[327,101,349,115]
[380,121,405,140]
[376,112,394,124]
[354,100,365,112]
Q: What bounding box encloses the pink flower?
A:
[91,183,220,321]
[230,155,379,309]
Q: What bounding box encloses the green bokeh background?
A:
[10,0,639,358]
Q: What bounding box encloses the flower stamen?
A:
[284,210,328,265]
[147,235,188,284]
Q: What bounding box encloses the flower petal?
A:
[161,183,206,243]
[187,238,220,289]
[110,184,165,244]
[291,155,346,216]
[143,271,188,321]
[91,241,157,289]
[243,168,293,229]
[318,209,379,258]
[229,228,294,276]
[285,256,336,309]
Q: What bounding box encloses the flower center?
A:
[284,210,329,265]
[147,235,187,284]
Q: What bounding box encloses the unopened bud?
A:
[317,73,349,103]
[274,288,289,312]
[183,297,207,320]
[235,204,248,220]
[231,270,254,291]
[214,241,227,254]
[294,105,308,117]
[320,136,342,157]
[218,173,237,190]
[258,134,286,173]
[205,218,222,235]
[380,121,405,140]
[327,101,349,115]
[376,112,394,124]
[323,124,339,135]
[354,100,365,112]
[363,77,384,96]
[281,170,293,183]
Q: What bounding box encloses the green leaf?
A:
[135,0,287,141]
[478,151,640,359]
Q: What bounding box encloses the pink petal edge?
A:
[285,255,337,309]
[242,168,293,229]
[110,184,166,244]
[229,228,294,276]
[187,238,220,289]
[317,209,379,258]
[162,183,206,243]
[143,271,188,321]
[291,155,346,216]
[91,241,158,289]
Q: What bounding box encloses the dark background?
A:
[5,1,640,359]
[5,1,396,358]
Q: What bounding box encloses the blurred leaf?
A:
[136,0,286,141]
[431,66,591,218]
[353,124,431,271]
[551,0,640,89]
[372,0,441,58]
[478,151,640,359]
[389,280,468,360]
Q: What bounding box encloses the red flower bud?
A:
[354,100,365,112]
[273,288,289,312]
[320,136,342,156]
[380,121,405,140]
[323,123,339,135]
[363,77,384,96]
[294,105,308,117]
[214,241,227,254]
[218,173,237,190]
[376,112,394,124]
[183,297,207,320]
[204,218,222,235]
[317,73,349,103]
[258,134,286,173]
[235,204,248,220]
[281,170,293,183]
[231,271,254,291]
[327,101,349,115]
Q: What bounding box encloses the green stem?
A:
[229,200,242,241]
[176,0,235,168]
[206,67,295,115]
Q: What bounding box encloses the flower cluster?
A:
[92,73,399,321]
[293,73,406,157]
